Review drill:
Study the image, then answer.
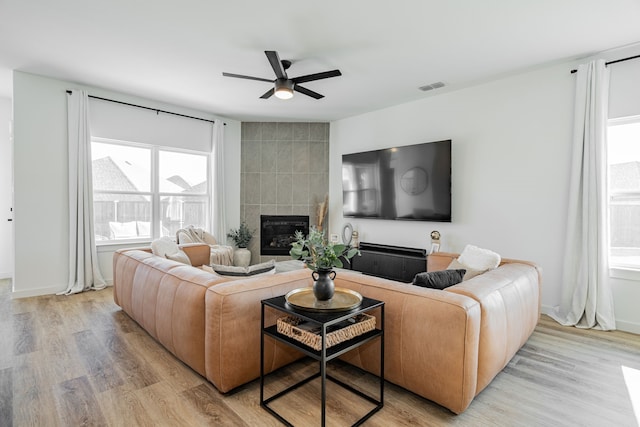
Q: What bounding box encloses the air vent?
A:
[419,81,446,92]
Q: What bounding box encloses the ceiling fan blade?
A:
[222,72,273,83]
[265,51,288,79]
[260,88,275,99]
[294,85,324,99]
[292,69,342,84]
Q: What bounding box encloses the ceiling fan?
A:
[222,50,342,100]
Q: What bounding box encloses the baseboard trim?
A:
[11,285,65,299]
[540,304,639,335]
[615,320,640,335]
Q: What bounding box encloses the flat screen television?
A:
[342,140,451,222]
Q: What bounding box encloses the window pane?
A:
[609,121,640,192]
[94,194,152,240]
[160,195,208,237]
[159,151,208,194]
[608,119,640,268]
[92,142,151,192]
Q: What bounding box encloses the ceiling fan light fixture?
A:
[274,79,294,99]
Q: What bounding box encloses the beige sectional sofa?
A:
[113,243,541,414]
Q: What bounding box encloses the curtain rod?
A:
[65,90,225,125]
[570,53,640,74]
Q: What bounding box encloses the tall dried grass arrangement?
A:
[316,194,328,231]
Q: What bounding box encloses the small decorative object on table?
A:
[430,230,441,254]
[289,226,360,301]
[227,222,254,267]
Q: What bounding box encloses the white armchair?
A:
[175,226,234,266]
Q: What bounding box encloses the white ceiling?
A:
[1,1,640,122]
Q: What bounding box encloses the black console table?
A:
[351,242,427,283]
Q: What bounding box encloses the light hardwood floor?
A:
[1,278,639,426]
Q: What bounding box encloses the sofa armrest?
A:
[179,243,212,267]
[334,271,481,414]
[112,248,228,376]
[427,252,459,271]
[446,262,541,395]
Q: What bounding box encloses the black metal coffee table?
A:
[260,294,384,426]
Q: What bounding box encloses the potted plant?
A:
[227,222,254,267]
[289,226,360,300]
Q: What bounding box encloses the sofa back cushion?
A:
[427,252,459,272]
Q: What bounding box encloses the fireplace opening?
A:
[260,215,310,256]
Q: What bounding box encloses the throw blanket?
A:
[209,245,233,266]
[177,226,210,244]
[177,226,234,266]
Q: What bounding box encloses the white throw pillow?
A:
[166,249,191,265]
[151,236,179,257]
[447,259,486,281]
[457,244,501,271]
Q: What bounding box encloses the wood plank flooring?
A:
[1,278,639,426]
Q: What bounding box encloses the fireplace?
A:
[260,215,310,256]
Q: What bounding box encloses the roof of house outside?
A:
[92,156,206,199]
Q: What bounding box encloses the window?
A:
[607,116,640,270]
[92,138,209,243]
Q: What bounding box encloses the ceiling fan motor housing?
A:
[275,78,294,91]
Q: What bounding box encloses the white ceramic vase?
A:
[233,247,251,267]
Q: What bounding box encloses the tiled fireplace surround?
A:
[240,122,330,263]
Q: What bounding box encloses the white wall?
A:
[329,58,640,334]
[12,71,241,297]
[0,97,12,278]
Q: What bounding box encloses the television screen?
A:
[342,140,451,221]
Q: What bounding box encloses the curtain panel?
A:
[62,90,106,295]
[210,121,227,242]
[550,60,616,330]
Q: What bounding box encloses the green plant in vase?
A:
[227,222,254,267]
[289,226,360,300]
[227,222,254,248]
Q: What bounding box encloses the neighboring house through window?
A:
[607,116,640,270]
[92,138,209,242]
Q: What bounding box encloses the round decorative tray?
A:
[285,287,363,312]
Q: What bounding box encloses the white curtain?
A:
[210,121,227,242]
[61,90,106,295]
[550,60,616,330]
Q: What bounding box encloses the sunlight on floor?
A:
[622,365,640,425]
